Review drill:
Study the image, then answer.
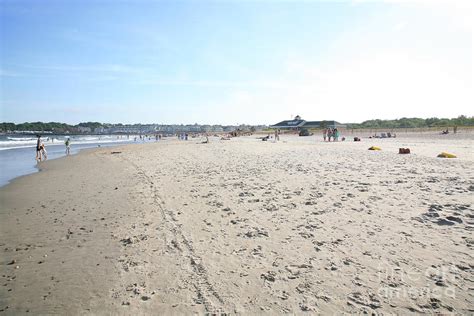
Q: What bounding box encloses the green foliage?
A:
[0,122,16,132]
[77,122,103,129]
[347,115,474,129]
[1,115,473,133]
[0,121,103,132]
[9,122,73,132]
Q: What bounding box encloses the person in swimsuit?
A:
[40,142,47,160]
[36,135,42,161]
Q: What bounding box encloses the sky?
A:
[0,0,472,125]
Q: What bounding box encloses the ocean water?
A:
[0,134,135,150]
[0,134,152,187]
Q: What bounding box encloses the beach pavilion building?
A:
[270,115,346,130]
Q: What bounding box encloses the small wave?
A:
[7,137,37,141]
[0,140,39,146]
[0,138,133,150]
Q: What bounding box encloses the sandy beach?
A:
[1,134,473,314]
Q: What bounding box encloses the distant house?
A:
[270,116,345,130]
[270,118,306,129]
[77,126,92,133]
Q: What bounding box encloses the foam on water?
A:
[0,135,134,150]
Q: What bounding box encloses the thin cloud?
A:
[133,78,317,90]
[13,64,144,74]
[0,69,23,77]
[393,21,407,31]
[1,64,148,81]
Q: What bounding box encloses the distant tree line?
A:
[0,121,259,133]
[0,122,74,133]
[346,115,474,129]
[1,116,473,133]
[0,121,109,133]
[77,122,104,129]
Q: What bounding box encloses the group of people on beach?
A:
[35,135,71,162]
[323,128,340,142]
[178,133,189,140]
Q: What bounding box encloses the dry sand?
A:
[1,134,473,314]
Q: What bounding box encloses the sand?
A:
[1,134,473,314]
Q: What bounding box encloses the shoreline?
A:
[1,135,473,314]
[1,145,106,188]
[0,140,144,188]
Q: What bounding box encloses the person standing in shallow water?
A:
[40,141,47,160]
[65,137,71,155]
[36,135,42,161]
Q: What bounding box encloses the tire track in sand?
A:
[124,156,228,314]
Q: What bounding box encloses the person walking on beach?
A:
[65,137,71,155]
[36,135,41,161]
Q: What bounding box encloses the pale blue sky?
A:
[0,0,472,125]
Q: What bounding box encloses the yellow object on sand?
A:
[368,146,381,151]
[437,152,457,158]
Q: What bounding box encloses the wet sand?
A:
[1,135,473,314]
